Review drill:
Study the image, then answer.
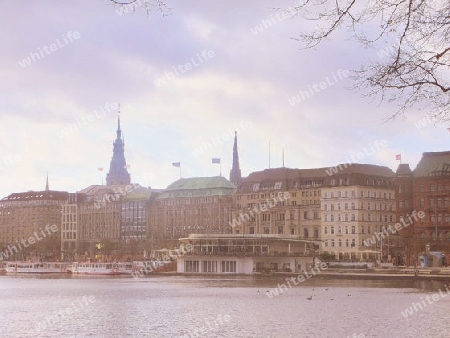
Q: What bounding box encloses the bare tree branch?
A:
[287,0,450,121]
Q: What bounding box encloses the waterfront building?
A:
[61,109,138,261]
[177,234,318,274]
[320,164,396,262]
[147,177,236,245]
[395,151,450,260]
[120,185,152,259]
[230,167,323,248]
[60,192,80,261]
[0,178,68,261]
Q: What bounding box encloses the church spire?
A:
[117,103,122,139]
[106,105,131,186]
[230,131,242,186]
[45,172,49,191]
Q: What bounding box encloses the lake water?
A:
[1,275,450,337]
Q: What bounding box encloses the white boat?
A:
[5,262,67,274]
[67,262,133,275]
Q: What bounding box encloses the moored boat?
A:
[5,262,67,274]
[67,262,133,275]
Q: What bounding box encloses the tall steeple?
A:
[106,105,131,185]
[45,173,49,191]
[230,131,242,186]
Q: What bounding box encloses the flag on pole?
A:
[396,154,401,161]
[212,158,220,164]
[98,167,103,171]
[172,162,181,167]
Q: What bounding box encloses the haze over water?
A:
[1,276,449,337]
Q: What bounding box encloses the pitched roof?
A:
[413,151,450,177]
[1,190,69,201]
[396,163,412,176]
[238,165,395,192]
[157,176,236,199]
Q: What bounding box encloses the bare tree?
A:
[287,0,450,121]
[110,0,172,17]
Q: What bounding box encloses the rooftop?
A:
[413,151,450,177]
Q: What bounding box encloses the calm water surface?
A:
[1,275,449,337]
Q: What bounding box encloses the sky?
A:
[0,0,449,198]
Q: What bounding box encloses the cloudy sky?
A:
[0,0,448,198]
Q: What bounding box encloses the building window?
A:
[185,260,199,273]
[262,214,270,221]
[324,227,328,235]
[431,185,436,192]
[331,226,335,234]
[351,239,356,247]
[351,226,355,234]
[303,228,309,238]
[345,239,349,247]
[324,204,328,211]
[304,211,308,220]
[249,227,255,234]
[338,239,342,247]
[338,226,342,234]
[314,228,319,238]
[345,226,348,234]
[221,261,236,273]
[263,227,270,234]
[345,214,349,222]
[203,261,217,273]
[331,215,334,222]
[351,214,355,221]
[351,202,355,210]
[331,239,335,247]
[361,225,365,234]
[276,213,285,221]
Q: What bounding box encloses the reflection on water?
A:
[0,275,449,337]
